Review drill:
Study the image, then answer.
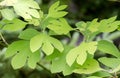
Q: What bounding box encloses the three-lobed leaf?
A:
[30,33,64,55]
[48,1,68,18]
[2,19,27,31]
[5,40,40,69]
[66,41,97,66]
[47,18,73,34]
[0,0,40,19]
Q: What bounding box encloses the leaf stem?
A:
[0,32,9,46]
[37,62,51,73]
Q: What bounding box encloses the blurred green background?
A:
[0,0,120,78]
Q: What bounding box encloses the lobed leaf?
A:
[66,41,97,66]
[30,33,64,55]
[47,18,73,34]
[48,1,68,18]
[2,19,27,31]
[5,40,40,69]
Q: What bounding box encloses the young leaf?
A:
[76,21,87,32]
[0,0,17,6]
[2,19,27,31]
[48,1,68,18]
[73,58,102,74]
[98,16,120,32]
[13,0,40,19]
[30,33,64,55]
[47,18,73,34]
[1,8,16,20]
[19,29,40,40]
[66,41,97,66]
[98,40,120,58]
[88,18,100,32]
[5,40,40,69]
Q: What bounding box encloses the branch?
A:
[0,32,9,46]
[37,62,51,73]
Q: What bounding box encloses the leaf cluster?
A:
[0,0,120,77]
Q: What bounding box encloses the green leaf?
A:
[107,16,117,23]
[86,76,102,78]
[42,42,54,55]
[49,37,64,52]
[76,21,87,32]
[5,40,40,69]
[0,0,17,6]
[1,8,16,20]
[27,18,40,26]
[66,41,97,66]
[118,26,120,30]
[30,33,64,54]
[50,46,75,76]
[73,58,102,74]
[2,19,27,31]
[98,16,120,32]
[30,34,44,52]
[98,40,120,58]
[56,5,67,11]
[47,18,73,34]
[92,71,112,77]
[19,29,40,40]
[48,1,68,18]
[13,0,40,19]
[28,51,40,69]
[99,57,120,73]
[88,18,100,32]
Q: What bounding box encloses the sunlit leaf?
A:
[66,41,97,66]
[98,16,120,32]
[30,33,64,54]
[48,1,68,18]
[1,8,16,20]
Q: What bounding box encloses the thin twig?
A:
[0,32,9,46]
[37,62,51,73]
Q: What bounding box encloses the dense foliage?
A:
[0,0,120,78]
